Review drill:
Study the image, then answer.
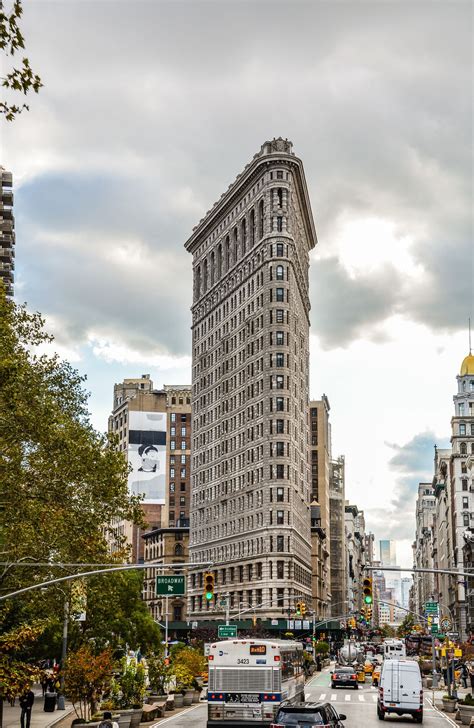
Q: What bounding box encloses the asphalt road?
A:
[149,668,458,727]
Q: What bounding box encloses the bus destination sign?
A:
[249,645,267,655]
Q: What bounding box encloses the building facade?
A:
[108,376,191,562]
[143,525,189,624]
[380,540,397,566]
[185,138,317,619]
[329,456,346,616]
[413,483,436,615]
[0,168,14,297]
[344,503,366,614]
[309,397,332,618]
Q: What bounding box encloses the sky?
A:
[2,0,473,568]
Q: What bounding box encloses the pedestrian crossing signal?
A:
[204,572,214,601]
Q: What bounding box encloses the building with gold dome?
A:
[460,353,474,377]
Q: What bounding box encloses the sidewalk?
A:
[2,690,74,728]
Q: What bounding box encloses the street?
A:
[150,669,458,727]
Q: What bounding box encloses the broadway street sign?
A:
[218,625,237,638]
[156,575,186,596]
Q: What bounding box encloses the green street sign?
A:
[431,624,439,635]
[156,575,185,596]
[425,601,439,613]
[218,625,237,638]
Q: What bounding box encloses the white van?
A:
[377,659,423,723]
[383,638,406,660]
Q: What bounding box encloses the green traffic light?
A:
[205,592,213,601]
[364,595,373,604]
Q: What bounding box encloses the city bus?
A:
[207,639,304,727]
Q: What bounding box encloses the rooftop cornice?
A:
[185,139,317,254]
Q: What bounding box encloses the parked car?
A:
[377,659,423,722]
[271,702,346,727]
[331,666,358,690]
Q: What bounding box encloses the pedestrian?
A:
[98,711,119,728]
[461,662,469,689]
[19,687,35,728]
[40,672,48,697]
[316,655,322,672]
[469,663,474,690]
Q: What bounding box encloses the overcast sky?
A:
[3,0,473,566]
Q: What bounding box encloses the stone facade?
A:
[344,503,366,614]
[185,138,317,619]
[108,376,191,562]
[413,482,436,616]
[309,398,331,618]
[143,526,189,623]
[0,167,14,297]
[329,456,346,616]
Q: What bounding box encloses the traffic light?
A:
[204,572,215,601]
[301,602,306,617]
[362,577,373,605]
[295,601,302,616]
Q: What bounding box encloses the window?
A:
[470,380,474,391]
[181,468,186,478]
[259,199,264,239]
[276,265,284,280]
[181,440,186,450]
[276,309,284,323]
[276,420,284,433]
[277,511,284,525]
[276,331,284,345]
[276,375,284,389]
[276,243,284,256]
[171,413,176,422]
[170,426,176,436]
[471,424,474,436]
[276,487,284,502]
[276,397,284,412]
[170,440,176,450]
[276,287,284,302]
[180,482,186,491]
[459,403,465,416]
[180,496,186,506]
[276,441,284,456]
[181,427,186,436]
[460,424,466,435]
[276,353,284,367]
[463,497,469,508]
[181,413,187,422]
[461,443,467,455]
[181,454,186,464]
[276,216,283,232]
[276,535,284,552]
[277,560,284,578]
[276,464,284,479]
[170,482,175,492]
[462,479,468,491]
[173,606,182,621]
[277,171,283,180]
[170,468,175,478]
[464,514,470,527]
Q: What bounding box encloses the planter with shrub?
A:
[442,694,457,713]
[457,693,474,724]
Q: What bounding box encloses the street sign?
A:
[440,617,452,631]
[218,625,237,638]
[425,601,439,613]
[431,624,439,635]
[156,575,186,596]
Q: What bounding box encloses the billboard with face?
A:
[128,411,166,503]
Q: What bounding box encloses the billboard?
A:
[128,411,166,503]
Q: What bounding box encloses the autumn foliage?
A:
[64,645,114,720]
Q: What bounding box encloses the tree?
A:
[0,623,43,702]
[397,614,416,638]
[0,0,42,120]
[0,289,143,641]
[380,625,396,638]
[173,647,206,678]
[64,645,114,721]
[314,641,330,655]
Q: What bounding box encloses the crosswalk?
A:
[313,692,378,703]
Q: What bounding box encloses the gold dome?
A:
[460,353,474,376]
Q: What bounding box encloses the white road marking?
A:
[330,693,337,701]
[319,693,326,700]
[344,694,351,701]
[150,704,204,727]
[358,694,365,702]
[426,696,458,727]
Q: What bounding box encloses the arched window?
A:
[225,236,230,271]
[241,218,247,255]
[276,265,284,281]
[233,227,238,263]
[217,244,222,279]
[277,188,283,207]
[203,258,208,293]
[470,380,474,391]
[250,209,255,246]
[460,442,467,455]
[175,543,184,556]
[259,199,264,239]
[210,250,215,287]
[196,265,201,299]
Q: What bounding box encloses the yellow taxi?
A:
[372,665,381,687]
[364,660,375,674]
